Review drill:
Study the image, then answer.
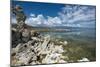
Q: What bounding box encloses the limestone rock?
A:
[77,58,89,62]
[11,28,66,66]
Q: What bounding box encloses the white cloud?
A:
[26,14,46,26]
[11,5,95,28]
[59,5,95,23]
[47,16,62,25]
[58,5,95,27]
[30,13,35,17]
[26,14,62,26]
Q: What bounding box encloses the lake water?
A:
[39,27,96,61]
[40,28,96,42]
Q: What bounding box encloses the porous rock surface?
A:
[11,28,67,66]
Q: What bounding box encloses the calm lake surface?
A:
[40,28,96,42]
[38,27,96,61]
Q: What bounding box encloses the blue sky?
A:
[11,1,96,28]
[12,1,64,17]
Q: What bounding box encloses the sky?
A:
[11,0,96,28]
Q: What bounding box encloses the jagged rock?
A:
[59,41,68,46]
[31,37,42,42]
[42,53,66,64]
[77,58,89,62]
[31,30,40,37]
[22,29,31,42]
[58,60,67,63]
[37,35,50,55]
[22,29,30,37]
[11,28,66,66]
[63,41,68,45]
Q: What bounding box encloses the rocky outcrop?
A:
[11,28,67,66]
[11,26,91,66]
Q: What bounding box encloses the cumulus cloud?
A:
[26,14,46,26]
[47,16,62,25]
[26,14,62,26]
[12,5,95,28]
